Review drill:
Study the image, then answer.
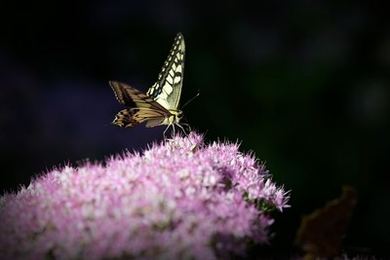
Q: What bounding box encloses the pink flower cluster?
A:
[0,132,289,259]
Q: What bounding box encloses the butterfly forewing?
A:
[147,33,185,110]
[110,81,136,106]
[110,81,171,127]
[110,81,154,108]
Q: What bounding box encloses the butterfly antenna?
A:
[181,91,200,109]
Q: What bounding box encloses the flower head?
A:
[0,132,289,259]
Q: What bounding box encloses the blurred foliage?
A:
[0,0,389,256]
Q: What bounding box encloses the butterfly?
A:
[110,33,189,136]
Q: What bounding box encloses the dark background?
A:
[1,0,389,256]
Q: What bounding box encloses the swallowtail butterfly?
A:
[110,33,187,136]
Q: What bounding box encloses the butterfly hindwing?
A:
[113,108,139,128]
[113,108,167,128]
[147,33,185,110]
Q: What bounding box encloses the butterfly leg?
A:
[180,122,191,133]
[176,123,188,136]
[163,124,176,139]
[163,125,170,139]
[172,124,176,137]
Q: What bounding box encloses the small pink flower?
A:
[0,132,289,259]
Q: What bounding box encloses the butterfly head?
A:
[176,110,184,120]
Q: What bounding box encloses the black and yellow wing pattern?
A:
[110,33,185,130]
[146,32,185,110]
